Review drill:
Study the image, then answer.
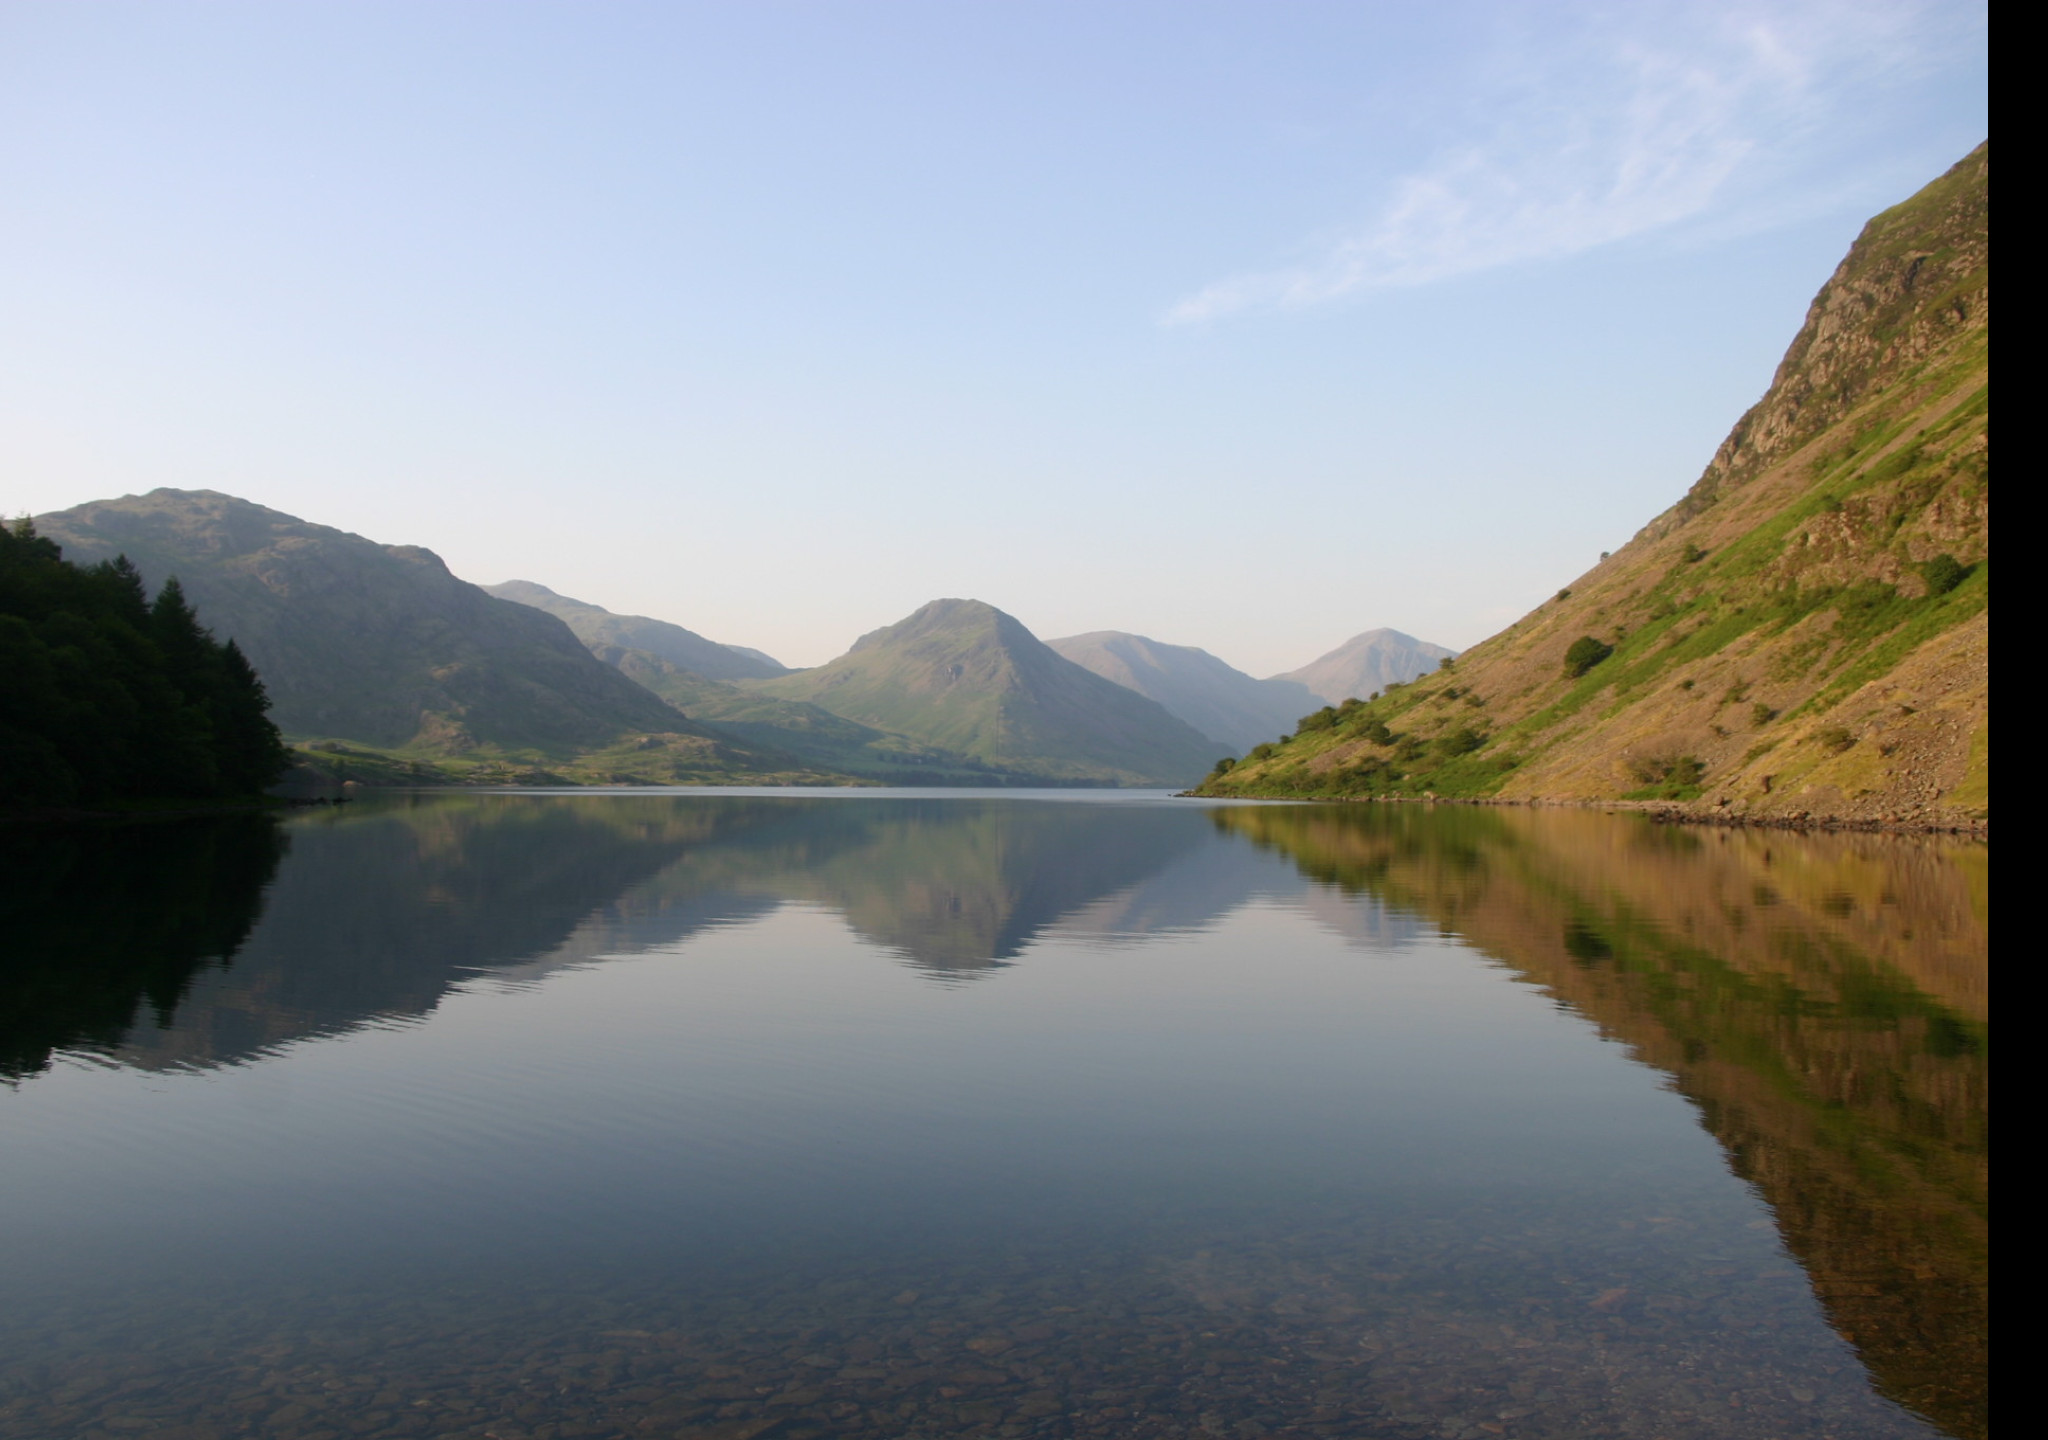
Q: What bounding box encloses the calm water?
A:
[0,792,1987,1440]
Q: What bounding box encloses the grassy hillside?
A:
[490,582,1040,783]
[33,491,846,786]
[1046,630,1315,752]
[746,599,1230,786]
[1200,144,1988,827]
[591,644,1051,784]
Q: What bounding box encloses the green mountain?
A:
[482,580,785,680]
[1201,144,1989,826]
[745,599,1230,786]
[1270,627,1457,706]
[30,490,834,784]
[1045,630,1316,752]
[488,583,1043,782]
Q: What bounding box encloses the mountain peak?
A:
[1271,629,1457,706]
[754,603,1227,785]
[1046,630,1318,751]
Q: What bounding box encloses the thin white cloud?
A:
[1164,1,1961,324]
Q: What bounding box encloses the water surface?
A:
[0,792,1987,1439]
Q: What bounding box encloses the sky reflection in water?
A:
[0,793,1986,1440]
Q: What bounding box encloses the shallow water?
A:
[0,792,1987,1439]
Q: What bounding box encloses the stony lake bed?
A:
[0,791,1986,1440]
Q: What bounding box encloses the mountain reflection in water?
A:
[1215,804,1988,1439]
[0,792,1985,1439]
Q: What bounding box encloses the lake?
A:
[0,791,1986,1440]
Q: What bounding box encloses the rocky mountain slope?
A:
[1200,144,1989,827]
[484,580,785,680]
[32,491,834,783]
[745,599,1230,786]
[1046,630,1317,751]
[1271,628,1457,706]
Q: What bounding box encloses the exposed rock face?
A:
[35,490,708,754]
[1046,630,1317,752]
[1669,146,1990,527]
[747,599,1230,786]
[1202,144,1988,826]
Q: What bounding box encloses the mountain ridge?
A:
[30,490,839,784]
[1268,628,1458,707]
[746,599,1229,786]
[1197,143,1989,827]
[483,580,785,681]
[1045,630,1317,752]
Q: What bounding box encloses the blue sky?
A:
[1,1,1986,673]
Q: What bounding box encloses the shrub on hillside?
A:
[1433,726,1486,758]
[1919,553,1971,596]
[1626,754,1707,798]
[1562,636,1614,678]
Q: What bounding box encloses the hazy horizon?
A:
[2,1,1987,672]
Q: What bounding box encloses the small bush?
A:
[1555,588,1572,602]
[1626,754,1707,798]
[1750,703,1779,727]
[1438,655,1455,671]
[1814,726,1856,754]
[1362,721,1394,746]
[1563,636,1614,677]
[1919,553,1970,596]
[1682,543,1707,564]
[1209,756,1237,776]
[1434,726,1486,758]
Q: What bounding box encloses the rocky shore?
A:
[1181,790,1986,838]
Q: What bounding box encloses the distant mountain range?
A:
[1201,144,1989,827]
[489,583,1040,784]
[746,599,1228,787]
[29,491,830,784]
[27,493,1453,792]
[483,580,786,681]
[1046,632,1317,752]
[1271,628,1458,706]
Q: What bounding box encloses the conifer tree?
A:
[1,520,290,806]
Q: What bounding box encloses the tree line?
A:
[1,518,289,806]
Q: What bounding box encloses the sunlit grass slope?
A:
[1199,144,1989,825]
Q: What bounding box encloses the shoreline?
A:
[1179,789,1987,838]
[0,795,345,827]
